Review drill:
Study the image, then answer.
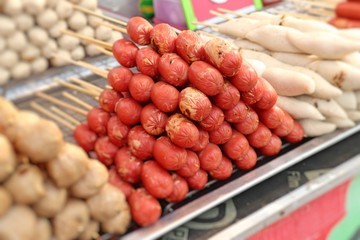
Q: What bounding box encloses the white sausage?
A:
[245,25,301,53]
[327,116,355,128]
[270,52,318,67]
[299,119,337,137]
[0,50,19,69]
[49,20,68,39]
[262,67,315,96]
[13,13,35,31]
[217,18,271,39]
[342,52,360,69]
[281,16,338,33]
[36,9,59,29]
[68,11,88,31]
[28,27,49,47]
[232,38,266,52]
[346,110,360,121]
[297,95,348,119]
[7,31,27,52]
[276,96,325,120]
[307,60,360,91]
[287,30,360,60]
[334,91,357,110]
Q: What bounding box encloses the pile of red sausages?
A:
[73,16,304,227]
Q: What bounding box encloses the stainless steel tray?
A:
[7,56,360,240]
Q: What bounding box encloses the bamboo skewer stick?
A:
[69,77,103,93]
[30,102,76,130]
[97,20,128,34]
[53,79,100,97]
[216,8,247,17]
[73,4,127,26]
[56,55,109,79]
[192,21,218,28]
[290,0,336,9]
[209,10,233,20]
[95,46,113,57]
[35,92,88,116]
[271,9,327,21]
[62,91,94,110]
[50,106,81,125]
[61,29,113,50]
[293,4,335,16]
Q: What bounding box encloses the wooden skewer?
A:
[105,85,112,89]
[53,79,100,97]
[97,20,128,34]
[192,21,218,28]
[290,0,336,9]
[293,4,335,16]
[95,46,114,57]
[217,8,247,17]
[272,9,327,21]
[61,29,113,50]
[69,77,103,93]
[30,102,76,130]
[55,54,109,79]
[209,10,233,20]
[62,91,93,110]
[35,92,88,116]
[73,4,127,26]
[50,106,81,125]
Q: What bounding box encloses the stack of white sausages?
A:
[0,0,123,85]
[200,11,360,137]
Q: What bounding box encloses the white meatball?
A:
[0,97,18,134]
[3,0,23,16]
[33,178,67,218]
[13,13,35,31]
[28,27,49,47]
[49,20,68,39]
[0,16,16,37]
[79,220,99,240]
[95,25,112,41]
[46,0,58,8]
[50,49,71,67]
[7,31,27,52]
[53,199,90,240]
[0,38,5,52]
[77,26,95,38]
[79,0,98,10]
[31,58,49,74]
[4,164,45,205]
[70,160,109,198]
[23,0,46,15]
[55,0,74,19]
[68,11,87,31]
[47,143,89,188]
[0,68,10,85]
[70,45,85,61]
[0,50,19,69]
[0,205,37,240]
[101,206,131,235]
[88,9,103,28]
[32,218,52,240]
[36,9,59,29]
[69,0,81,3]
[0,134,16,183]
[41,39,58,58]
[21,45,41,62]
[58,35,80,51]
[0,187,12,216]
[85,44,101,57]
[11,62,31,80]
[107,31,123,44]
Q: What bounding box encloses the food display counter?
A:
[1,0,360,239]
